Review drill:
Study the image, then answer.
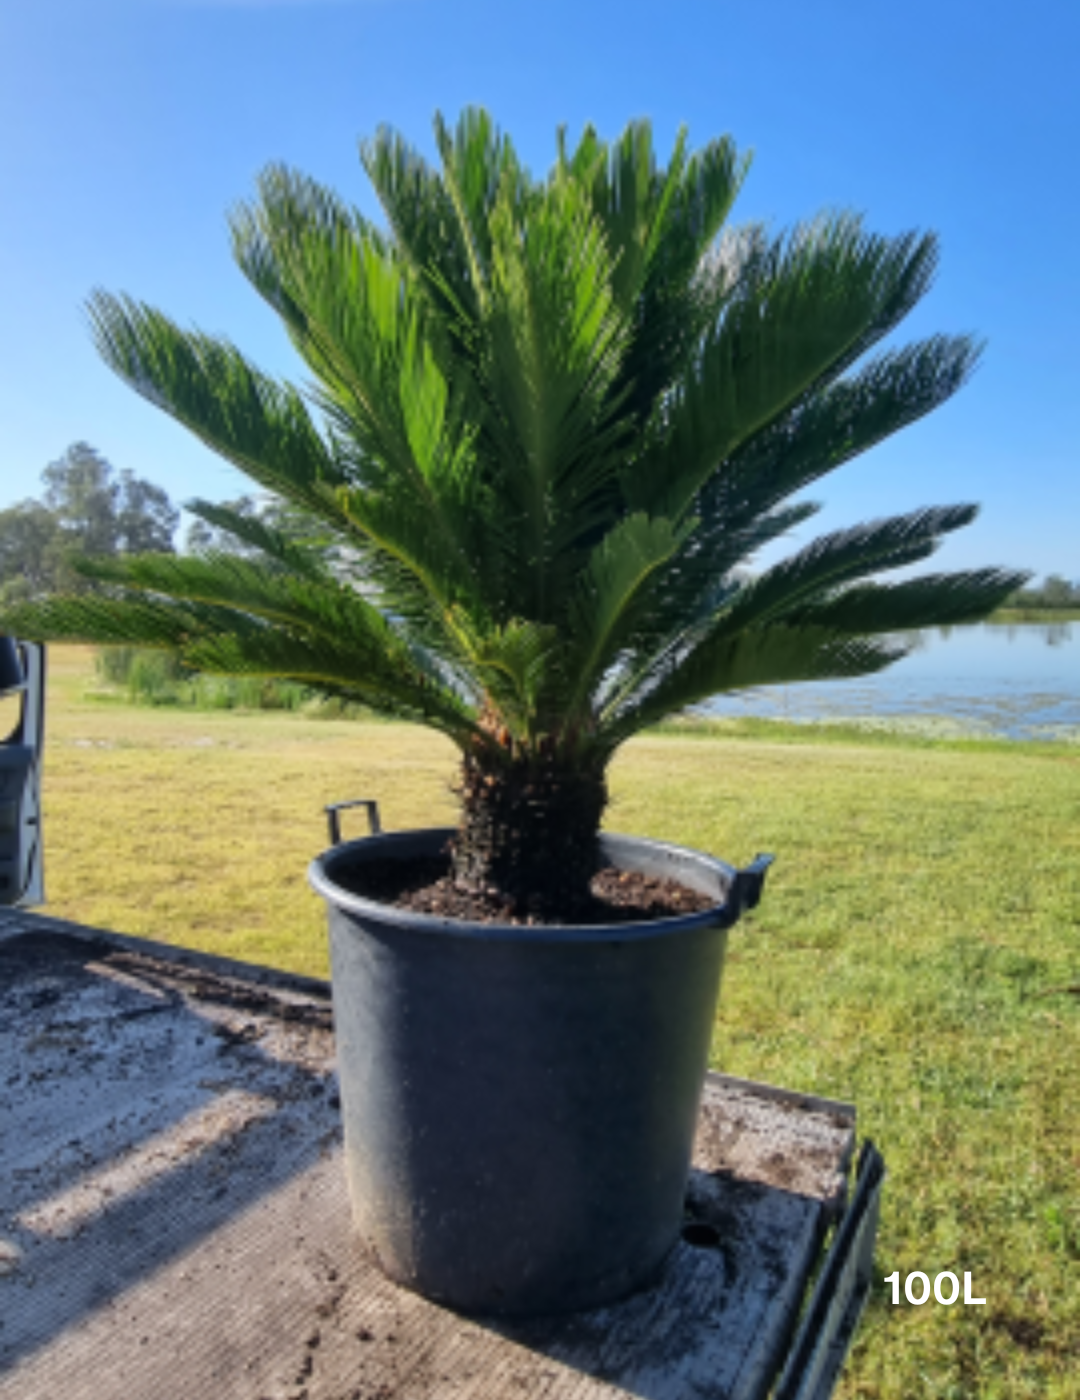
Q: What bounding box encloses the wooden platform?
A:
[0,912,857,1400]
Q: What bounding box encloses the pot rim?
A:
[308,827,743,944]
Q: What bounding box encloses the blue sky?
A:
[1,0,1076,578]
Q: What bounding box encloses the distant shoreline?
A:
[988,607,1080,623]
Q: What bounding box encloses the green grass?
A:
[32,647,1080,1398]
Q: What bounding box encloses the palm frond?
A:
[563,513,688,715]
[607,131,752,435]
[446,610,564,738]
[781,569,1029,633]
[360,112,500,337]
[184,498,335,578]
[601,626,906,744]
[477,173,634,617]
[598,506,978,723]
[714,505,981,632]
[74,550,375,637]
[702,335,983,524]
[622,216,950,522]
[431,109,530,311]
[0,595,220,650]
[180,622,477,739]
[87,294,348,520]
[230,169,503,612]
[75,549,477,702]
[612,500,822,671]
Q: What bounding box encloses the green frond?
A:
[560,121,747,315]
[447,610,563,737]
[820,228,940,383]
[6,556,480,743]
[72,550,478,703]
[571,125,750,437]
[613,500,822,671]
[623,216,947,521]
[431,108,529,313]
[184,498,335,578]
[6,594,477,746]
[601,627,907,744]
[74,550,365,635]
[614,338,981,680]
[782,569,1031,633]
[557,119,677,313]
[230,172,500,608]
[656,135,751,285]
[0,594,226,650]
[232,173,429,467]
[180,623,477,740]
[337,485,488,620]
[715,505,981,632]
[229,166,385,337]
[476,175,634,617]
[360,117,487,331]
[599,509,1013,739]
[706,335,983,523]
[564,513,688,714]
[86,293,348,520]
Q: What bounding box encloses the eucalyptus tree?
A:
[0,445,177,605]
[1,111,1025,915]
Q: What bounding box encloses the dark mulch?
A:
[334,852,717,926]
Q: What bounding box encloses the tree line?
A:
[0,443,324,607]
[0,444,179,605]
[1005,575,1080,611]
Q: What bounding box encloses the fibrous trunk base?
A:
[450,750,607,919]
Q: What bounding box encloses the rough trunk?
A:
[450,745,608,919]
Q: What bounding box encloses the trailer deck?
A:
[0,912,878,1400]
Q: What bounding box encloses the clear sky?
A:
[1,0,1076,578]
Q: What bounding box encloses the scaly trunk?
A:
[450,742,608,919]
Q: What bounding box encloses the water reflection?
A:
[993,622,1072,647]
[930,622,1072,646]
[705,622,1080,740]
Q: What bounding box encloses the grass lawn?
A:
[25,647,1080,1398]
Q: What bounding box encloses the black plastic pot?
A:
[309,827,772,1317]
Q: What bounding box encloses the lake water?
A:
[704,622,1080,740]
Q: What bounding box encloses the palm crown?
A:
[4,110,1024,914]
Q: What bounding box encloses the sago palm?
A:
[4,110,1025,916]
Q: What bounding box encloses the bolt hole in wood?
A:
[681,1221,721,1249]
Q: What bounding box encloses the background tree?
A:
[0,444,178,603]
[1037,574,1076,608]
[2,112,1027,916]
[1005,573,1079,610]
[43,442,178,556]
[41,443,122,557]
[0,501,65,607]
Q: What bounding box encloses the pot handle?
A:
[729,853,775,915]
[325,798,382,846]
